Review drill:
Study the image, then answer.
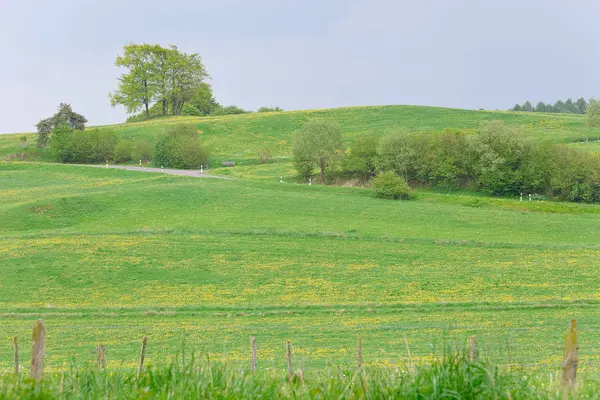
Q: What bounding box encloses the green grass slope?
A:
[2,105,599,164]
[1,162,600,371]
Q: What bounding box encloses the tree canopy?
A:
[586,99,600,128]
[292,119,344,182]
[110,43,209,118]
[35,103,87,148]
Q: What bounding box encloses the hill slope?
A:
[2,105,598,164]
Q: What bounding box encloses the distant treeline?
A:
[510,98,589,114]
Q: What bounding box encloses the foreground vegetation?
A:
[0,355,595,399]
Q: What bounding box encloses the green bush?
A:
[372,171,413,200]
[50,125,117,163]
[132,139,153,163]
[181,103,202,116]
[49,123,74,162]
[257,106,283,112]
[341,136,379,180]
[212,105,249,116]
[70,129,118,163]
[154,124,208,169]
[294,160,314,179]
[113,141,133,163]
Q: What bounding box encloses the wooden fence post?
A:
[30,320,45,380]
[467,335,478,362]
[97,345,106,369]
[286,341,293,380]
[137,337,147,378]
[562,319,578,387]
[250,337,257,372]
[13,336,18,375]
[357,336,363,369]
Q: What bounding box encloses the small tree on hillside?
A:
[36,103,87,148]
[376,129,418,181]
[586,99,600,128]
[292,119,343,183]
[342,136,379,180]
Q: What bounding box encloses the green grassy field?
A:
[2,161,600,376]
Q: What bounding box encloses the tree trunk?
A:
[320,162,325,183]
[144,102,149,118]
[162,99,167,116]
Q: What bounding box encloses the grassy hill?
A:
[2,105,600,377]
[2,162,600,372]
[2,105,599,166]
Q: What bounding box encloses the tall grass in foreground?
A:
[0,353,595,399]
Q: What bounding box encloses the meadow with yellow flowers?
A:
[3,105,600,399]
[2,158,600,376]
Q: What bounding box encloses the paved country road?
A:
[82,164,232,179]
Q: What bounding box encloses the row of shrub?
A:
[367,121,600,202]
[49,123,208,169]
[295,120,600,203]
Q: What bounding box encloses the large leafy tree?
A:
[110,43,209,118]
[110,43,156,118]
[149,44,171,117]
[167,49,209,115]
[376,129,419,181]
[35,103,87,148]
[292,119,344,182]
[189,83,219,115]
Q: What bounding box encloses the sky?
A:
[1,0,600,133]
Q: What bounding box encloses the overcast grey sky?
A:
[1,0,599,133]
